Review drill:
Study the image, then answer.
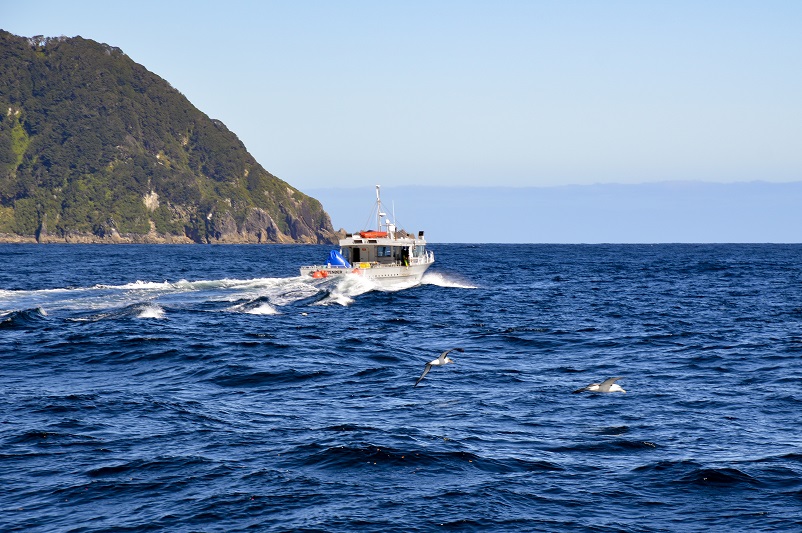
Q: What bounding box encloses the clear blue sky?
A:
[4,1,801,190]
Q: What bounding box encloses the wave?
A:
[678,466,763,487]
[85,455,214,479]
[285,442,482,471]
[422,272,477,289]
[633,460,763,487]
[281,442,563,476]
[317,275,380,306]
[7,428,99,445]
[679,467,761,486]
[548,439,658,453]
[243,302,279,315]
[69,302,167,322]
[208,367,333,388]
[226,296,280,315]
[136,303,166,319]
[0,307,48,329]
[95,280,175,290]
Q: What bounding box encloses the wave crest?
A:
[422,272,477,289]
[0,307,48,329]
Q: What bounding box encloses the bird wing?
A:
[598,377,623,392]
[572,385,592,394]
[439,347,464,362]
[414,363,433,387]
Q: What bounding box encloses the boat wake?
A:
[0,274,389,317]
[319,275,381,306]
[136,303,166,319]
[0,270,472,318]
[227,296,280,315]
[421,272,478,289]
[67,302,169,322]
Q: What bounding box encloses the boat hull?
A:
[300,261,432,286]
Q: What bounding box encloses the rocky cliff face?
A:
[0,31,339,244]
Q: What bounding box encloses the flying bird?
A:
[572,376,626,394]
[414,348,463,387]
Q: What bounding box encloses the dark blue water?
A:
[2,244,802,532]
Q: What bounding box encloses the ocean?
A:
[1,243,801,532]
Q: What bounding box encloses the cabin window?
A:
[376,246,392,257]
[413,245,426,257]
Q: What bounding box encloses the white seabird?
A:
[572,376,626,394]
[414,348,463,387]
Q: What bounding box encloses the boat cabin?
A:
[341,231,427,267]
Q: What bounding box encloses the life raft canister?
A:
[359,231,388,238]
[311,270,328,279]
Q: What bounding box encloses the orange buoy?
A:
[311,270,328,278]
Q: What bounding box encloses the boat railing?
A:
[302,251,433,271]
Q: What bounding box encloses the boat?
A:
[300,185,434,285]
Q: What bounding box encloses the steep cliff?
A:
[0,30,339,244]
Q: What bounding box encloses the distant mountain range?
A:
[310,181,802,243]
[0,30,338,244]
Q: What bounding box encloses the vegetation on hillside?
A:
[0,30,335,242]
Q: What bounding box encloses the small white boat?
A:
[300,186,434,285]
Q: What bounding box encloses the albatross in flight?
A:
[414,348,463,387]
[572,376,626,394]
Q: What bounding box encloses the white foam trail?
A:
[226,299,282,315]
[421,272,477,289]
[318,275,380,306]
[261,279,322,306]
[96,280,174,290]
[243,303,280,315]
[380,279,424,292]
[1,275,337,314]
[94,277,287,292]
[137,304,166,319]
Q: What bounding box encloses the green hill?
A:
[0,30,339,243]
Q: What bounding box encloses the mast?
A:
[376,184,386,231]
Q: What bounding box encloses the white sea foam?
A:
[243,303,280,315]
[1,273,392,315]
[318,275,379,306]
[226,298,281,315]
[421,272,478,289]
[137,303,166,319]
[96,280,174,290]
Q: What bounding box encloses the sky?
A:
[307,182,802,242]
[4,1,801,192]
